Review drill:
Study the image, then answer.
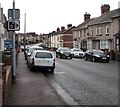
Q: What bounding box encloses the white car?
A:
[71,48,85,58]
[26,45,43,62]
[28,50,55,73]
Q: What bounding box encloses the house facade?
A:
[50,24,75,49]
[73,4,120,60]
[0,5,5,51]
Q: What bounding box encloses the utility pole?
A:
[12,0,16,83]
[24,13,26,59]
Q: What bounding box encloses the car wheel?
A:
[70,57,72,59]
[92,57,96,62]
[56,55,58,58]
[85,56,87,61]
[60,55,62,59]
[29,64,34,71]
[106,60,109,63]
[58,55,60,59]
[50,68,54,73]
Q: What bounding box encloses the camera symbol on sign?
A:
[9,22,15,29]
[8,20,20,31]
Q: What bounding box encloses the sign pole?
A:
[12,0,16,83]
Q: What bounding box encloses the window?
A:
[0,37,1,50]
[90,27,93,35]
[116,38,120,51]
[106,25,109,35]
[35,52,53,58]
[99,27,102,35]
[100,40,108,49]
[96,27,99,35]
[84,30,86,37]
[80,31,82,38]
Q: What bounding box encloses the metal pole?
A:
[24,13,26,59]
[12,0,16,83]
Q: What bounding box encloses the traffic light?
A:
[8,20,15,30]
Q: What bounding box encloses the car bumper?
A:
[61,54,73,58]
[95,57,109,62]
[73,54,84,58]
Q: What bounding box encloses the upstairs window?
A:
[84,30,86,37]
[106,25,109,35]
[90,27,93,36]
[96,27,99,35]
[99,27,102,35]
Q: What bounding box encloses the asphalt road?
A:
[43,57,118,105]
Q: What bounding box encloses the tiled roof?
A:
[62,26,75,33]
[88,8,120,26]
[73,8,120,31]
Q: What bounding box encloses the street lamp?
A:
[24,13,26,53]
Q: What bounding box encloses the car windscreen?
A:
[35,52,53,58]
[93,50,105,55]
[73,49,82,51]
[60,48,70,51]
[29,48,43,53]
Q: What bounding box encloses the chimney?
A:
[61,26,65,32]
[56,27,60,32]
[84,12,91,22]
[67,24,72,29]
[101,4,110,15]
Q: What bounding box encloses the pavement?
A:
[6,52,67,105]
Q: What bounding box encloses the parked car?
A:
[28,50,55,73]
[71,48,85,58]
[26,45,43,63]
[84,49,110,62]
[56,47,73,59]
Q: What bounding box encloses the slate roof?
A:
[73,8,120,31]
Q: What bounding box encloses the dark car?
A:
[56,47,73,59]
[84,49,110,62]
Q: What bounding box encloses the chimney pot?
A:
[61,26,65,32]
[67,24,72,29]
[57,27,60,32]
[101,4,110,15]
[84,12,91,22]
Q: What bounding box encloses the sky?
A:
[0,0,120,34]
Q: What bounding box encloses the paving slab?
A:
[6,52,66,105]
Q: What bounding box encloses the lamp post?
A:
[24,13,26,59]
[12,0,16,83]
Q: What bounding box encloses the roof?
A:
[88,8,120,26]
[73,8,120,31]
[62,26,75,33]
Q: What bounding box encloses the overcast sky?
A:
[0,0,120,34]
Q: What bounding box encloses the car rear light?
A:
[32,58,34,65]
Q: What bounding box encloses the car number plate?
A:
[102,58,106,59]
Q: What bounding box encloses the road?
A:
[43,57,118,105]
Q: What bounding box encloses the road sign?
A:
[8,9,20,19]
[8,19,20,31]
[4,39,12,49]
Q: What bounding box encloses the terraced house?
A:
[50,24,75,49]
[0,4,7,51]
[73,4,120,60]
